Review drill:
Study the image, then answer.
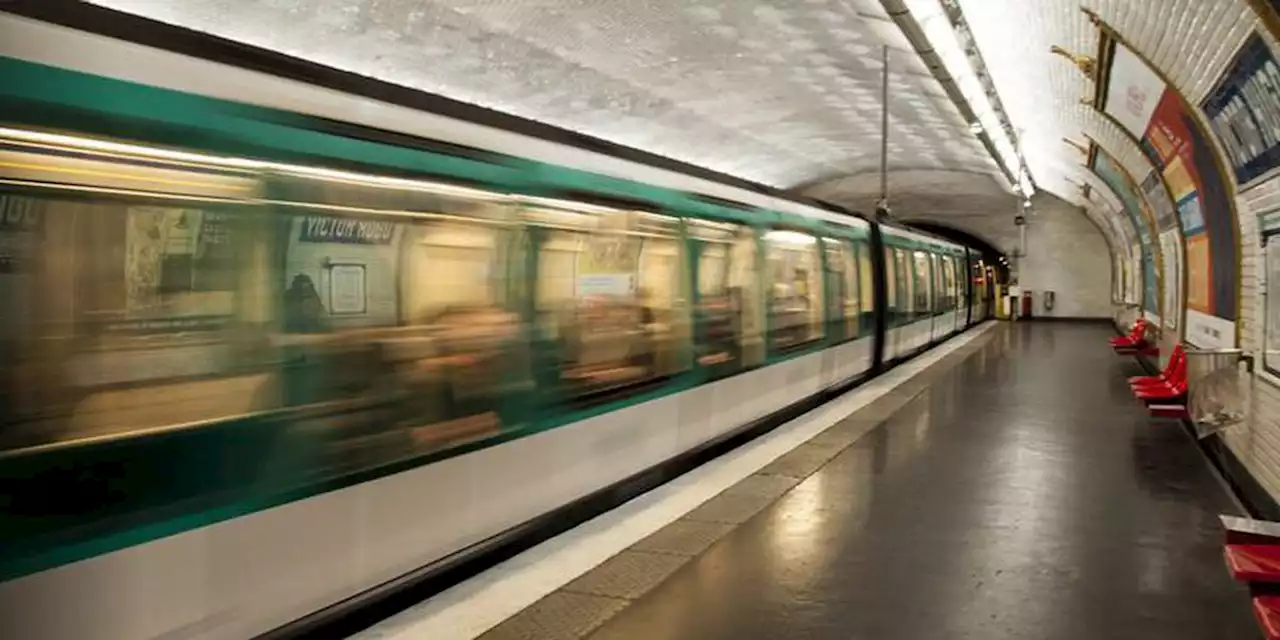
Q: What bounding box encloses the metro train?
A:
[0,8,994,640]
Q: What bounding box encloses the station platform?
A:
[359,323,1260,640]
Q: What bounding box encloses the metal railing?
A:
[1185,347,1252,439]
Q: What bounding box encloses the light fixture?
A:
[901,0,1026,188]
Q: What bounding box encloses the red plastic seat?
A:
[1227,545,1280,583]
[1132,351,1186,391]
[1255,596,1280,640]
[1130,344,1186,385]
[1134,377,1186,401]
[1110,319,1147,348]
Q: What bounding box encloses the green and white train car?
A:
[0,8,991,640]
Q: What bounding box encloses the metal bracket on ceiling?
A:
[1062,137,1089,156]
[1049,46,1097,80]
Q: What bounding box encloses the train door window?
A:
[731,226,764,366]
[939,255,951,312]
[839,239,860,338]
[953,256,963,313]
[930,253,944,314]
[856,239,874,335]
[689,219,759,372]
[912,251,931,319]
[941,255,956,312]
[0,195,269,450]
[893,247,912,325]
[882,245,897,326]
[765,229,824,351]
[525,202,689,402]
[822,237,856,341]
[275,177,532,461]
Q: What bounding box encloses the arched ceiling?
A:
[86,0,1000,188]
[952,0,1256,207]
[77,0,1264,252]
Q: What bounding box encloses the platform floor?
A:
[479,323,1258,640]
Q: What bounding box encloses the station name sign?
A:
[298,215,395,245]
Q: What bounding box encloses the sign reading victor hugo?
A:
[1202,32,1280,186]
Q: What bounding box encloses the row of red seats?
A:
[1110,317,1159,357]
[1222,516,1280,639]
[1113,319,1188,419]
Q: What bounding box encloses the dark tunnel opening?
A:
[903,220,1009,280]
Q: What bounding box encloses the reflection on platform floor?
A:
[557,324,1256,639]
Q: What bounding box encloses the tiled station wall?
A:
[1081,0,1280,500]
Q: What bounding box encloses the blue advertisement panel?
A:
[1092,151,1159,316]
[1202,32,1280,186]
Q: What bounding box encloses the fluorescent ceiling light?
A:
[900,0,1028,191]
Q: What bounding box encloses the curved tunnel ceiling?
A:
[86,0,1000,189]
[81,0,1260,255]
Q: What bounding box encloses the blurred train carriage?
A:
[0,14,994,639]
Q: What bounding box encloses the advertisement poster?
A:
[1140,170,1178,232]
[1202,32,1280,186]
[1145,89,1238,347]
[1091,150,1161,319]
[1103,38,1238,347]
[1104,43,1168,137]
[1139,169,1182,332]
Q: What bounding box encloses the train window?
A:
[952,257,960,311]
[938,256,949,312]
[765,229,824,351]
[821,239,841,340]
[883,246,897,324]
[527,203,689,403]
[839,240,860,338]
[856,240,874,335]
[688,219,761,373]
[893,247,912,325]
[946,256,960,312]
[940,255,955,312]
[822,238,859,341]
[270,183,537,463]
[912,251,932,319]
[731,226,765,366]
[0,195,267,450]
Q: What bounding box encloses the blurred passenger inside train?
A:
[283,274,327,333]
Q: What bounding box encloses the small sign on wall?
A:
[329,263,368,315]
